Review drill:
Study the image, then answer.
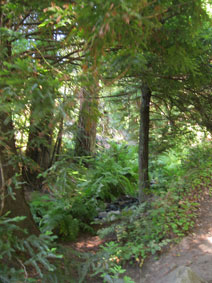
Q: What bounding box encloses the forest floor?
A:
[70,189,212,283]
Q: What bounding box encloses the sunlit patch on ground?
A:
[73,236,106,252]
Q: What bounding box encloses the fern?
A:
[0,213,60,282]
[79,142,138,202]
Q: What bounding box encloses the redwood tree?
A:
[0,107,39,235]
[75,88,99,157]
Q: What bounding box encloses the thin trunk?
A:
[55,118,63,161]
[75,88,98,157]
[50,116,63,166]
[138,84,151,203]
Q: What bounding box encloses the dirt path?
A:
[128,192,212,283]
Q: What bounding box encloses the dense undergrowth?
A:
[1,140,212,282]
[78,141,212,282]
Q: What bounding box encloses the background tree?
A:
[75,86,99,157]
[76,0,209,201]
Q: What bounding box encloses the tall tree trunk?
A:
[0,7,39,234]
[24,26,56,190]
[138,84,151,203]
[24,97,54,190]
[75,88,99,157]
[0,111,39,235]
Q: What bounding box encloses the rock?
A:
[164,266,207,283]
[96,196,139,222]
[107,210,120,221]
[98,211,107,219]
[106,204,119,211]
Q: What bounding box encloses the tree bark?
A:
[0,6,39,234]
[75,88,99,157]
[50,116,63,166]
[24,97,54,190]
[138,84,151,203]
[0,111,39,235]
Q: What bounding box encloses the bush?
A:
[30,192,98,241]
[79,142,138,202]
[29,142,139,241]
[0,213,59,282]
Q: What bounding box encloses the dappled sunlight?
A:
[0,0,211,282]
[191,234,212,254]
[139,196,212,283]
[73,236,105,252]
[206,236,212,244]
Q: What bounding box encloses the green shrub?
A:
[30,192,98,240]
[30,142,139,241]
[70,197,98,226]
[79,142,138,201]
[75,244,135,283]
[182,141,212,170]
[42,207,80,241]
[0,213,59,282]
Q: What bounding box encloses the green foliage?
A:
[73,245,135,283]
[150,140,212,193]
[182,141,212,170]
[0,0,211,281]
[30,194,78,241]
[70,197,99,226]
[42,206,80,242]
[30,142,139,242]
[95,141,212,270]
[97,202,173,264]
[40,159,81,202]
[0,213,59,282]
[28,140,212,281]
[79,142,138,201]
[30,191,97,241]
[149,148,187,191]
[31,153,100,240]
